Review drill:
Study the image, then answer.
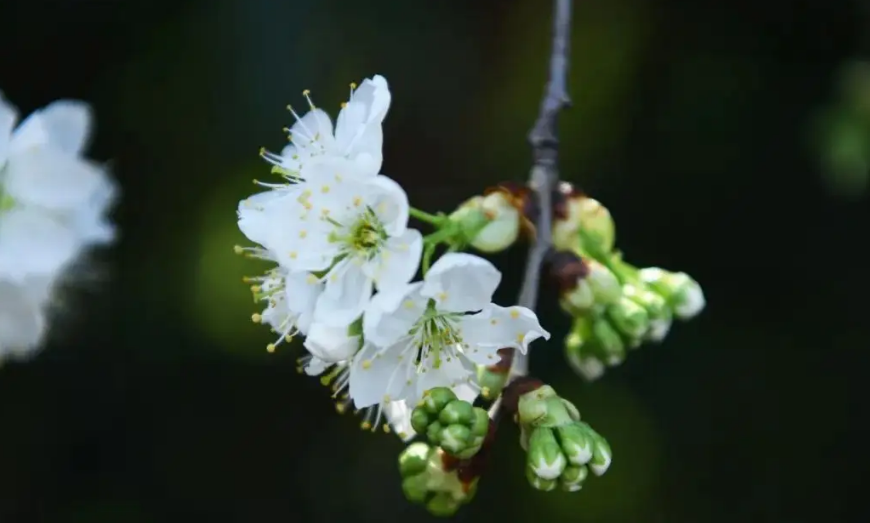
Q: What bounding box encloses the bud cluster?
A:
[549,183,705,380]
[512,383,611,492]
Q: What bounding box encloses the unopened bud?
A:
[591,317,626,366]
[449,189,522,253]
[623,284,673,342]
[564,317,607,381]
[527,426,567,482]
[556,255,622,315]
[607,296,650,342]
[639,267,705,320]
[553,185,616,253]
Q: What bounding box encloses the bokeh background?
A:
[1,0,868,521]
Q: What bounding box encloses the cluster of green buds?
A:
[400,387,495,516]
[509,381,611,492]
[410,387,490,459]
[398,442,480,517]
[549,183,705,380]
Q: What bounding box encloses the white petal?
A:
[314,261,373,327]
[353,75,391,126]
[459,305,550,363]
[304,322,360,363]
[11,100,92,155]
[383,400,415,441]
[4,149,105,210]
[349,341,414,408]
[302,356,331,376]
[0,208,79,281]
[284,270,324,334]
[421,253,501,313]
[0,95,18,164]
[258,195,337,271]
[0,279,47,360]
[362,282,425,348]
[415,353,474,402]
[362,175,409,237]
[70,169,117,244]
[365,229,422,296]
[334,101,367,153]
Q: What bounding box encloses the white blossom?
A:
[260,75,391,181]
[241,165,422,327]
[0,96,116,360]
[347,252,550,409]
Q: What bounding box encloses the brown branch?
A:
[507,0,573,379]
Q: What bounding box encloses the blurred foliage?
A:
[813,59,870,197]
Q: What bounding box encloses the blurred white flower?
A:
[348,253,550,409]
[0,95,117,360]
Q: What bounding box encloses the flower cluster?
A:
[549,183,705,380]
[236,75,550,436]
[0,96,117,361]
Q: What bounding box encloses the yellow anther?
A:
[350,82,357,89]
[233,245,244,254]
[251,313,262,323]
[302,89,310,96]
[266,344,276,353]
[510,309,520,319]
[362,359,372,369]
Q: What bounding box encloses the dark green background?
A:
[0,0,865,522]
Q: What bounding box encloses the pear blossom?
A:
[348,253,550,410]
[0,95,116,360]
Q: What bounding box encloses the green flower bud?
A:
[517,385,576,428]
[553,195,616,253]
[559,464,589,492]
[411,387,490,458]
[559,258,622,315]
[555,423,594,465]
[623,284,673,342]
[577,422,613,476]
[639,267,705,320]
[591,317,626,366]
[526,465,558,491]
[607,295,650,342]
[564,316,608,381]
[449,191,520,254]
[398,442,478,516]
[527,427,567,481]
[427,492,463,517]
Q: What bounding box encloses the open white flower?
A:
[244,167,422,327]
[348,253,550,409]
[260,75,391,180]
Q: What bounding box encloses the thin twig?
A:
[509,0,573,379]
